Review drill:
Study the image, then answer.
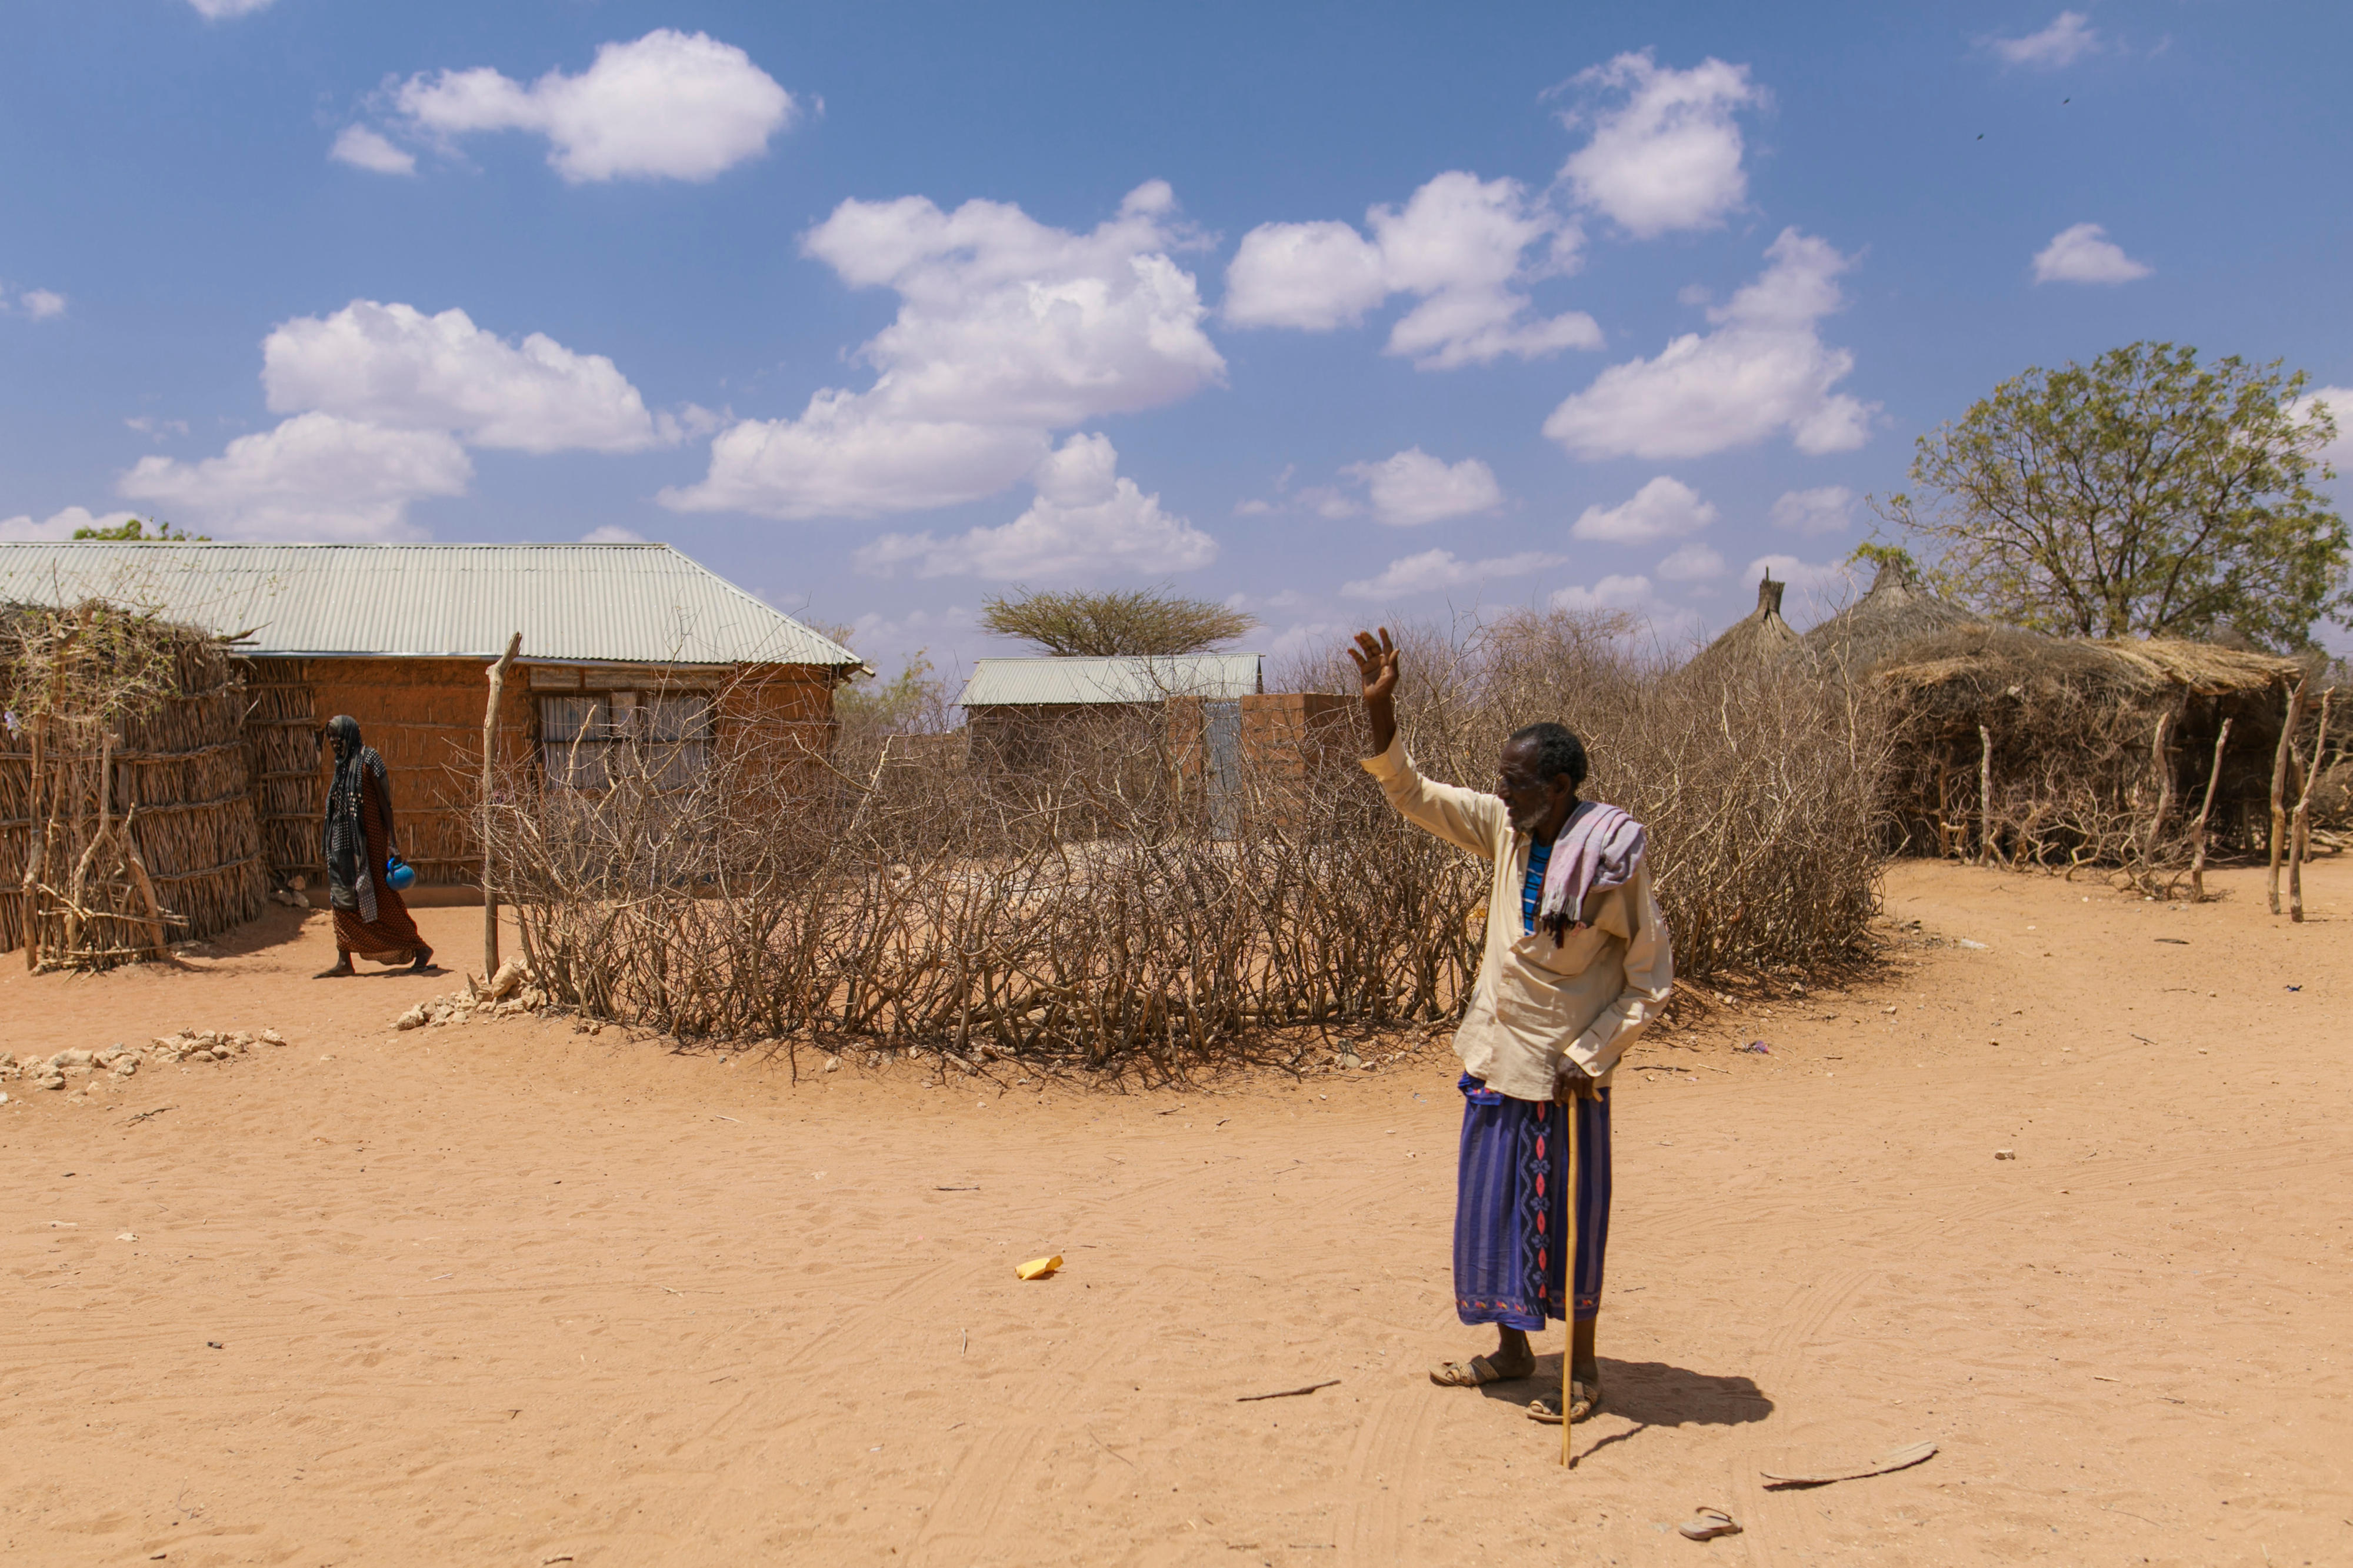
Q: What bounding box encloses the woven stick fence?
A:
[242,656,322,883]
[0,601,266,967]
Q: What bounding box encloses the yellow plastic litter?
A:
[1016,1255,1064,1280]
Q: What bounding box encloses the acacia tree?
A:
[979,586,1255,656]
[1882,343,2349,650]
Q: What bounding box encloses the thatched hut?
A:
[1802,557,1983,672]
[0,603,266,965]
[1873,626,2300,863]
[1681,573,1799,682]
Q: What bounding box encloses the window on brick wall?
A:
[539,691,712,790]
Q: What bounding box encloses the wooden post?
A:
[1977,724,1994,866]
[2268,681,2307,915]
[21,715,47,969]
[2289,690,2334,924]
[122,806,174,962]
[483,632,522,978]
[2188,717,2232,903]
[66,733,116,960]
[2145,708,2176,861]
[1559,1096,1579,1470]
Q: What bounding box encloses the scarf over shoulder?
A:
[1535,799,1647,944]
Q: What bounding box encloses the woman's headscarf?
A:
[321,715,392,921]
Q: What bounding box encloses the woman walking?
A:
[315,715,434,976]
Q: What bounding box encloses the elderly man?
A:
[1349,628,1672,1424]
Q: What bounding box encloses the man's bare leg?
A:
[1568,1317,1598,1390]
[1528,1319,1601,1422]
[314,949,354,979]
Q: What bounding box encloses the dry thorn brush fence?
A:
[487,612,1892,1066]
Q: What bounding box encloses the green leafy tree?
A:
[69,516,207,542]
[1881,342,2349,650]
[978,586,1256,656]
[1845,540,1920,575]
[836,648,950,735]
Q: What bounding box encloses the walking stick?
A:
[1561,1090,1579,1469]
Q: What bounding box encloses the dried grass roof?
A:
[1683,574,1799,677]
[1802,558,1983,671]
[1878,625,2299,701]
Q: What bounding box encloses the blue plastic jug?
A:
[385,856,416,892]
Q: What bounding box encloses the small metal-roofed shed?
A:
[959,655,1267,776]
[958,653,1352,818]
[0,541,863,895]
[958,653,1267,708]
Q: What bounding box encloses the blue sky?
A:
[4,1,2349,676]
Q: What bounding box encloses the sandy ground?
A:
[0,859,2347,1568]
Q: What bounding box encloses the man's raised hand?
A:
[1348,628,1400,702]
[1349,628,1399,756]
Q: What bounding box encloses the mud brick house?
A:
[0,542,862,902]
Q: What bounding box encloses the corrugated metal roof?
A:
[958,653,1264,707]
[0,542,862,668]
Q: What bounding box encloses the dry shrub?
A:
[488,614,1889,1065]
[1368,610,1891,982]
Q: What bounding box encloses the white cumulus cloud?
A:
[262,301,669,453]
[1267,620,1348,662]
[118,413,471,541]
[1342,448,1505,528]
[1769,485,1857,536]
[1744,553,1856,610]
[2031,223,2151,285]
[580,525,647,544]
[852,433,1216,582]
[1549,574,1655,613]
[186,0,275,17]
[1989,12,2100,69]
[17,289,67,320]
[2290,386,2353,471]
[1341,547,1565,602]
[1569,475,1718,543]
[1224,171,1599,369]
[1559,51,1765,238]
[666,182,1223,521]
[1220,222,1388,332]
[0,506,142,541]
[330,125,416,176]
[388,29,794,184]
[1655,542,1726,582]
[1544,228,1874,460]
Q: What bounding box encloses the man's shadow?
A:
[1481,1354,1771,1460]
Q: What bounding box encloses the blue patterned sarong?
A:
[1452,1072,1611,1329]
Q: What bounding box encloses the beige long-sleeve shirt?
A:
[1361,736,1674,1102]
